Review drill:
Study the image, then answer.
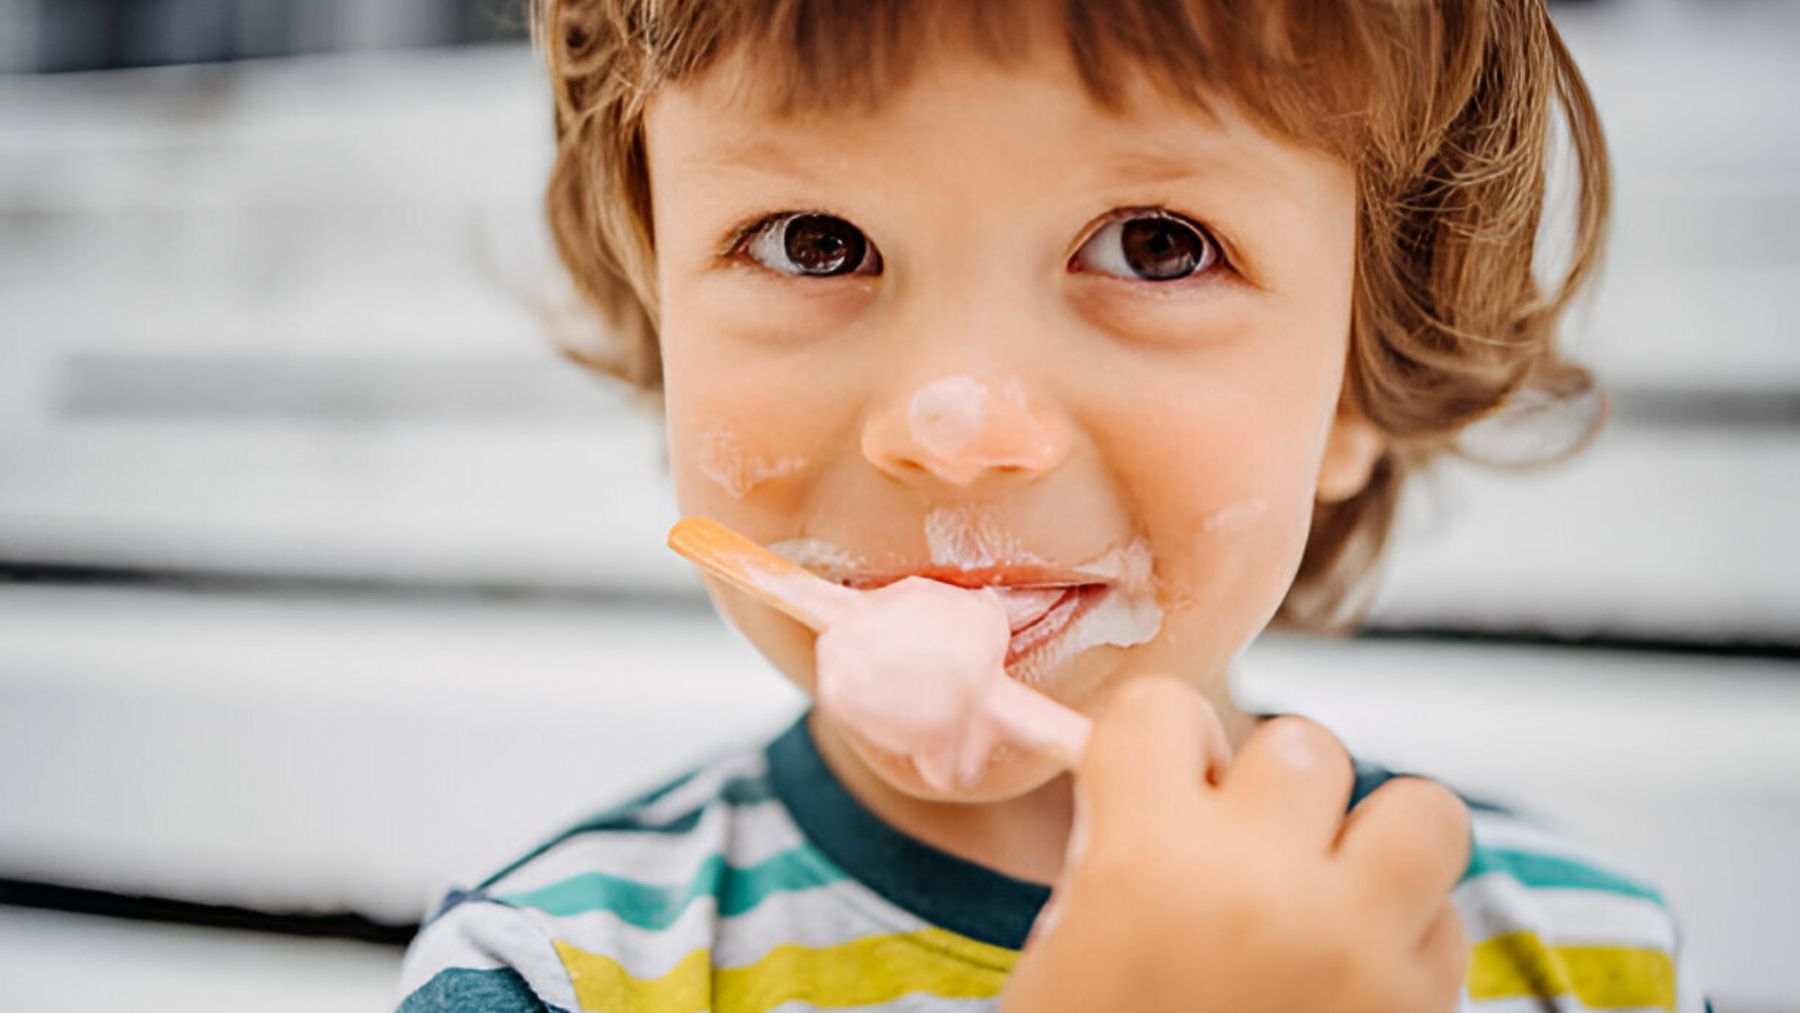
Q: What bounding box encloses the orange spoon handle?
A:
[667,517,856,632]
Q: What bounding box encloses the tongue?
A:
[986,587,1070,632]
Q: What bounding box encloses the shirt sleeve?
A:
[395,890,581,1013]
[1671,905,1712,1013]
[1452,807,1714,1013]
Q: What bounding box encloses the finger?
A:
[1412,901,1469,1010]
[1219,715,1355,850]
[1078,675,1232,833]
[1336,775,1472,936]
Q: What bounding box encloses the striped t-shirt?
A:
[396,713,1709,1012]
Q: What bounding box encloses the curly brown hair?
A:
[529,0,1610,631]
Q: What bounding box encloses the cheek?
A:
[661,321,847,519]
[668,410,821,525]
[1096,373,1331,642]
[1167,438,1317,597]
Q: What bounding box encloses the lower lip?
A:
[1005,585,1105,666]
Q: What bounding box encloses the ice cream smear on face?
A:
[904,375,1061,484]
[696,428,804,499]
[907,375,986,460]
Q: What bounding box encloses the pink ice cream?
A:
[813,576,1091,790]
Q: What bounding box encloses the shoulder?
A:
[1456,804,1708,1011]
[397,744,804,1012]
[1349,758,1707,1012]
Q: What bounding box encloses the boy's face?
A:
[644,36,1378,801]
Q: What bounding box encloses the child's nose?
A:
[861,373,1071,486]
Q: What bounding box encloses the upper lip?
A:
[838,565,1109,590]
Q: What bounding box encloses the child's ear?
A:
[1315,395,1387,503]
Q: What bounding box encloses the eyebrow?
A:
[1098,146,1226,186]
[1095,138,1321,217]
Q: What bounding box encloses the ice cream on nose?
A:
[904,374,1065,485]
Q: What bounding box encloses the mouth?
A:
[840,568,1113,669]
[996,583,1109,667]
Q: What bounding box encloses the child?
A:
[398,0,1709,1009]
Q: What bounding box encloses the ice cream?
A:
[813,575,1091,790]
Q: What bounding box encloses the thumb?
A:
[1027,677,1230,950]
[1079,675,1232,833]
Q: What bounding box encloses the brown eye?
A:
[745,213,880,277]
[1072,211,1217,281]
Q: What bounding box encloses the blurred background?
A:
[0,0,1795,1009]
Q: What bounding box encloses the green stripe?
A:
[1463,846,1666,905]
[497,845,846,929]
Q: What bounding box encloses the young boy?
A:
[398,1,1708,1009]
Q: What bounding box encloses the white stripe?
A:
[488,798,807,895]
[1469,810,1660,887]
[399,897,581,1011]
[1454,872,1678,951]
[523,878,927,980]
[634,750,771,828]
[1672,929,1708,1013]
[713,879,930,969]
[1523,889,1678,950]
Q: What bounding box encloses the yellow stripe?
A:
[555,927,1017,1013]
[557,944,710,1013]
[1469,931,1678,1011]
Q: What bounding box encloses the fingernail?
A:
[1271,721,1319,771]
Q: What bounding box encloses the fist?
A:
[1003,676,1470,1013]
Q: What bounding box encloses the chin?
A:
[843,723,1071,804]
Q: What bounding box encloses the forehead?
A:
[645,38,1339,215]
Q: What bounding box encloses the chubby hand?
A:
[1003,676,1470,1013]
